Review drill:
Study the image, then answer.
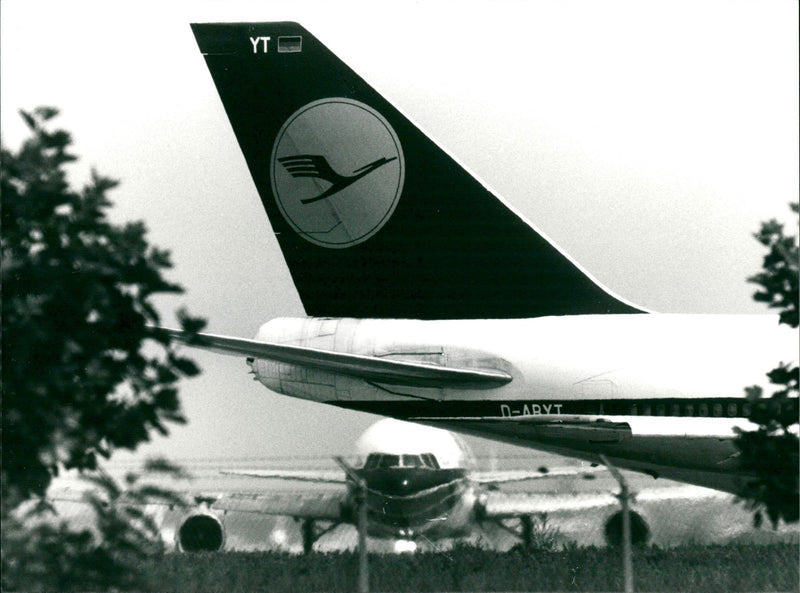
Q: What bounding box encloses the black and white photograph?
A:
[2,1,798,591]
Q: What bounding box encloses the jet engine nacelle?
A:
[176,509,225,552]
[604,509,651,547]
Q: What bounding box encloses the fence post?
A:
[355,477,369,593]
[335,456,369,593]
[600,454,634,593]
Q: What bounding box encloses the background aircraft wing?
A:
[220,469,347,485]
[472,466,606,485]
[209,490,346,520]
[480,485,728,519]
[480,491,616,519]
[46,485,189,508]
[158,327,511,389]
[47,484,347,520]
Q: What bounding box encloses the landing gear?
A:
[298,518,341,554]
[301,519,315,554]
[485,513,558,551]
[520,515,534,548]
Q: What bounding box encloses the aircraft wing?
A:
[46,485,190,508]
[158,327,511,388]
[47,482,346,520]
[209,490,345,520]
[472,466,605,485]
[220,469,347,485]
[480,485,727,519]
[480,491,616,519]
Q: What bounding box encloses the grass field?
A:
[137,543,799,592]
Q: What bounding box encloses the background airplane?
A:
[204,418,609,553]
[46,417,750,554]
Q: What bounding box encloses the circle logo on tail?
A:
[270,98,405,248]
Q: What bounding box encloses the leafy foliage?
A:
[748,203,799,328]
[1,107,206,512]
[735,202,799,528]
[2,458,192,592]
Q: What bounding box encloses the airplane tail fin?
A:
[191,22,644,319]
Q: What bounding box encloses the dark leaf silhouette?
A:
[2,108,205,590]
[735,202,799,528]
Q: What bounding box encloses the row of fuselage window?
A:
[626,401,784,418]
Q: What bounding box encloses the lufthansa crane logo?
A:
[270,98,405,248]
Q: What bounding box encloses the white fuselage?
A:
[249,314,797,494]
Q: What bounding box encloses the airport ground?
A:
[138,543,798,593]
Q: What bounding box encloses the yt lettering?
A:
[250,36,271,53]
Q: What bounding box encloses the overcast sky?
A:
[2,0,798,465]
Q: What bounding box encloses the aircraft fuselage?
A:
[249,314,798,495]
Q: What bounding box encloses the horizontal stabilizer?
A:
[158,327,512,388]
[414,414,632,443]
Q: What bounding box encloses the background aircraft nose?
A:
[365,470,420,495]
[365,468,458,496]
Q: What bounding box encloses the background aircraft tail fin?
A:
[192,22,644,319]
